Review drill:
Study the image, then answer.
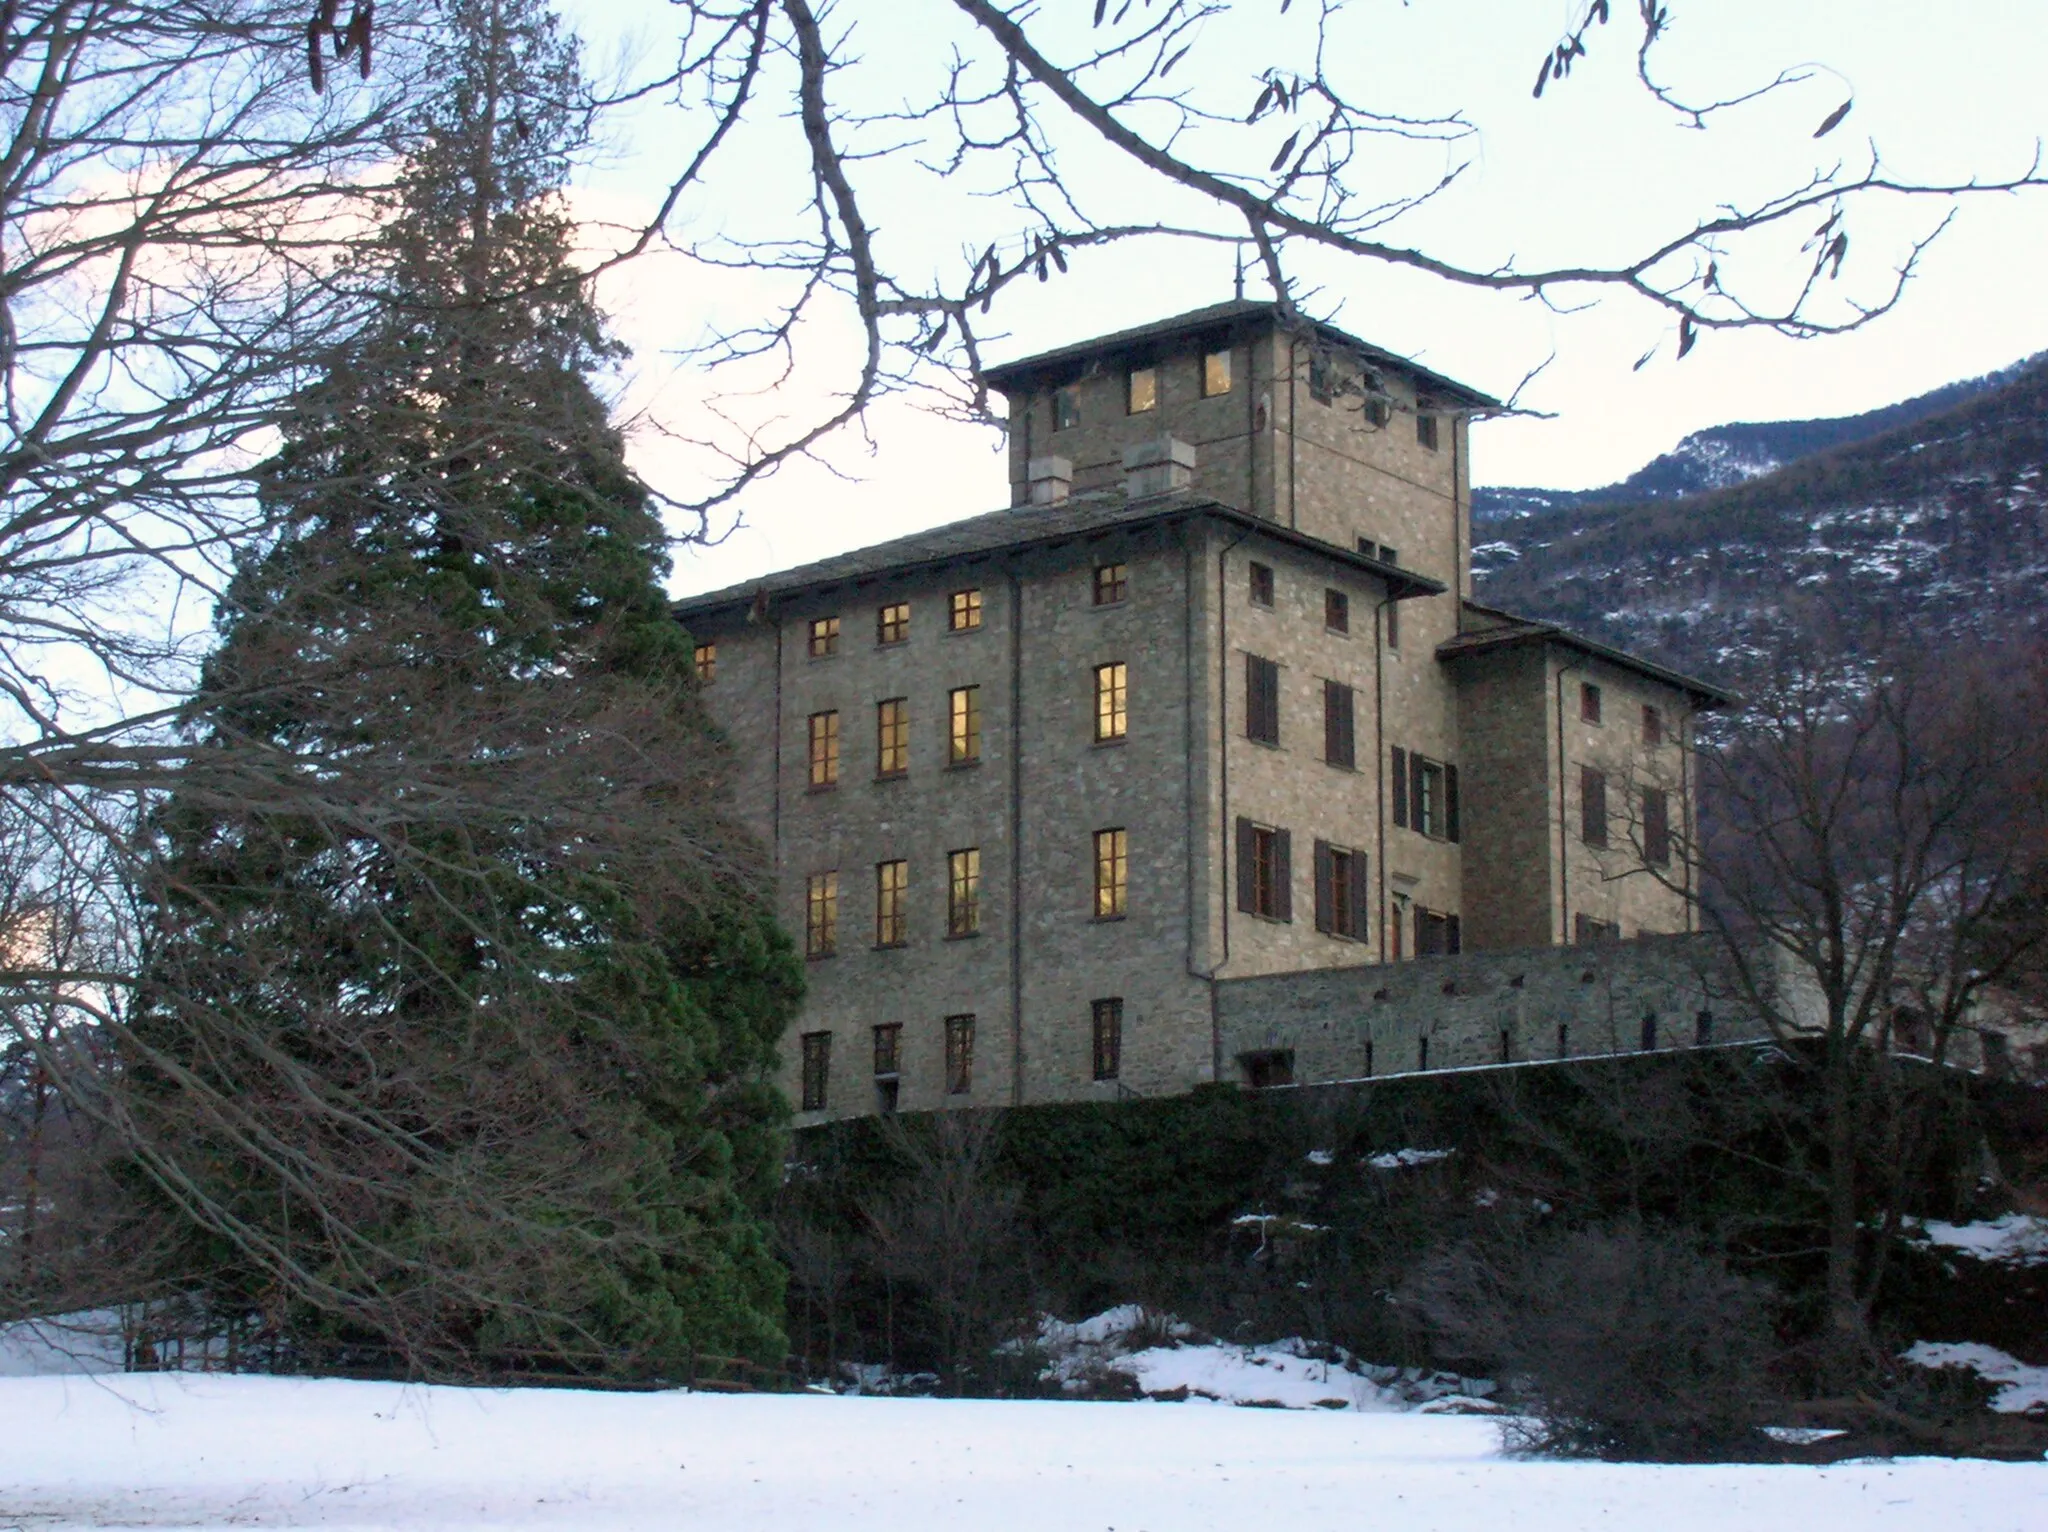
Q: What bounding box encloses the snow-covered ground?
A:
[1907,1214,2048,1267]
[1905,1341,2048,1415]
[3,1372,2043,1531]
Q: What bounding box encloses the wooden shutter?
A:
[1444,763,1461,843]
[1313,839,1334,933]
[1410,750,1427,836]
[1235,816,1256,914]
[1447,913,1462,955]
[1347,852,1370,940]
[1390,746,1408,827]
[1246,654,1279,745]
[1273,829,1293,922]
[1643,787,1670,866]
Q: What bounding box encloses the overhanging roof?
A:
[982,298,1501,411]
[1437,601,1735,708]
[674,490,1444,629]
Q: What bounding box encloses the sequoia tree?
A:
[120,0,801,1378]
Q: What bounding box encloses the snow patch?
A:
[1367,1147,1456,1170]
[1906,1212,2048,1266]
[1903,1340,2048,1414]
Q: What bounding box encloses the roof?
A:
[674,490,1444,627]
[1437,601,1735,707]
[982,298,1501,410]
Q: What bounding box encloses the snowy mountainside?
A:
[1473,353,2040,523]
[1472,353,2048,679]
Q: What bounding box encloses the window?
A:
[1378,544,1400,567]
[1053,385,1081,430]
[1235,817,1292,921]
[1640,1012,1659,1051]
[873,1023,902,1077]
[1127,366,1158,414]
[1093,562,1128,605]
[876,698,909,777]
[1416,412,1440,451]
[1695,1011,1714,1047]
[1092,997,1123,1081]
[1390,746,1459,841]
[875,859,908,946]
[1642,787,1671,867]
[1574,913,1620,943]
[1417,1036,1430,1072]
[1365,397,1392,428]
[1580,766,1608,847]
[1202,348,1232,397]
[945,1014,976,1095]
[1390,897,1406,959]
[1580,681,1603,724]
[807,710,840,788]
[1325,588,1350,633]
[1323,680,1355,769]
[1642,704,1664,747]
[799,1031,831,1112]
[1415,907,1460,956]
[1242,1049,1295,1088]
[949,588,983,632]
[878,601,910,645]
[807,615,840,657]
[1314,840,1369,940]
[805,871,838,958]
[1500,1029,1514,1065]
[1248,561,1274,607]
[1093,828,1128,919]
[947,847,981,937]
[693,641,717,682]
[1558,1023,1570,1057]
[1094,662,1128,743]
[1308,354,1336,405]
[1245,654,1280,746]
[1385,600,1401,651]
[949,685,981,765]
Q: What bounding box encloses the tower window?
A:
[1093,828,1128,919]
[693,641,717,682]
[878,601,910,645]
[949,685,982,765]
[1127,366,1158,414]
[808,616,839,657]
[1580,681,1603,724]
[1202,349,1232,397]
[1094,662,1128,743]
[1416,412,1440,451]
[1093,563,1128,605]
[949,588,983,632]
[1642,704,1665,747]
[1325,589,1350,633]
[1248,561,1274,606]
[1053,385,1081,431]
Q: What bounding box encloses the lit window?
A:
[873,1023,901,1077]
[807,711,839,789]
[799,1031,831,1112]
[1248,561,1274,607]
[1093,563,1128,605]
[805,871,838,958]
[1581,766,1608,847]
[1053,385,1081,431]
[1093,827,1128,919]
[808,616,840,657]
[1127,366,1157,414]
[876,698,909,777]
[1416,412,1440,451]
[875,859,908,946]
[948,847,981,937]
[948,685,981,766]
[1325,589,1349,633]
[1202,349,1232,397]
[1580,681,1603,724]
[1092,997,1124,1081]
[945,1014,976,1095]
[1094,662,1128,743]
[949,588,983,632]
[1642,705,1664,747]
[693,641,717,682]
[878,601,909,645]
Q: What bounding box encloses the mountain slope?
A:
[1472,357,2048,680]
[1474,356,2042,523]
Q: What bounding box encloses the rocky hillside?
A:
[1474,356,2040,523]
[1472,357,2048,681]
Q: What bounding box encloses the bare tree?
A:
[583,0,2048,512]
[1689,630,2048,1373]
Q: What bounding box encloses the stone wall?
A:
[1214,932,1776,1085]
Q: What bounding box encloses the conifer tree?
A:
[123,0,800,1378]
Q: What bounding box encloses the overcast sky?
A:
[552,1,2048,597]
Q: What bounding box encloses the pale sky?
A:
[553,1,2048,598]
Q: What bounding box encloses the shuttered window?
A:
[1390,745,1408,827]
[1245,654,1280,745]
[1642,786,1671,867]
[1391,745,1459,841]
[1235,817,1292,921]
[1581,766,1609,847]
[1313,840,1370,940]
[1323,680,1355,769]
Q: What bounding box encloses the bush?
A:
[1408,1225,1779,1460]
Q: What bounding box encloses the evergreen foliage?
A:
[124,0,799,1379]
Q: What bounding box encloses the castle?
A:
[677,301,1734,1120]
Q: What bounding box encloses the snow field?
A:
[2,1373,2044,1531]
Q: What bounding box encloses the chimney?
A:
[1024,454,1072,506]
[1123,435,1195,499]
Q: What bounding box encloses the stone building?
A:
[675,300,1733,1120]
